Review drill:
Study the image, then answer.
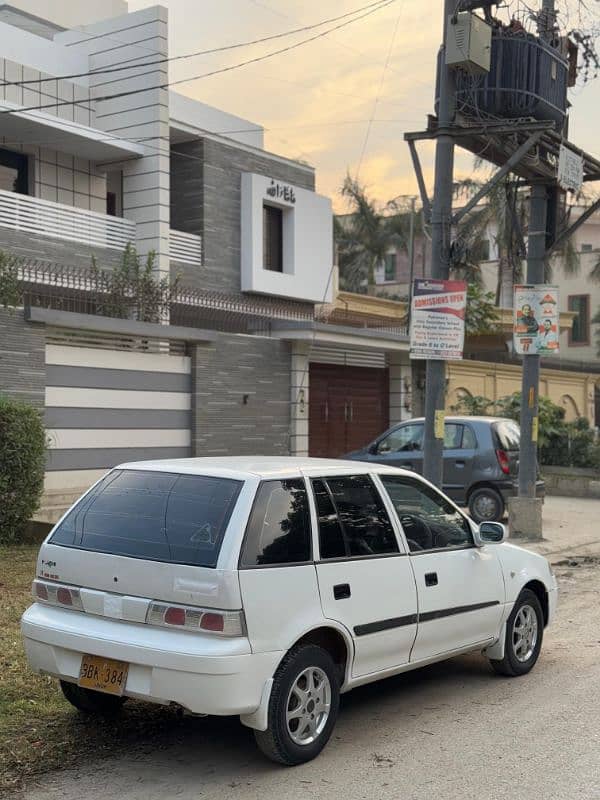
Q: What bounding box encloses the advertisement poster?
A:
[409,279,467,360]
[513,285,560,355]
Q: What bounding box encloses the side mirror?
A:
[476,521,507,545]
[375,442,389,454]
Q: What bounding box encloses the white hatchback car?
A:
[22,457,557,765]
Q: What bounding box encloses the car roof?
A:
[116,456,412,480]
[399,416,507,424]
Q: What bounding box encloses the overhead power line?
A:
[0,0,393,89]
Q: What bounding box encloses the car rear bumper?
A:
[21,603,282,716]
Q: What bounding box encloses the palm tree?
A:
[336,174,420,294]
[453,170,580,307]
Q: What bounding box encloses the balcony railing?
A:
[170,229,202,265]
[0,190,203,266]
[0,189,135,251]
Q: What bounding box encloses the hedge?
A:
[0,394,46,544]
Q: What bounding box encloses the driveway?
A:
[17,497,600,800]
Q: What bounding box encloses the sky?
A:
[129,0,600,212]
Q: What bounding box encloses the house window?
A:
[384,252,396,281]
[263,204,283,272]
[106,171,123,217]
[478,239,491,261]
[568,295,590,345]
[581,243,593,253]
[0,148,29,195]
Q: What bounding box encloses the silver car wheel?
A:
[474,494,497,520]
[285,666,331,746]
[512,604,539,663]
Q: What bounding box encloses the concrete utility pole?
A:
[513,0,555,535]
[422,0,456,486]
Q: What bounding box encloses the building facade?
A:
[0,1,413,518]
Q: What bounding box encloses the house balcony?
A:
[0,189,202,265]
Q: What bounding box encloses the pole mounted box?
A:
[445,12,492,74]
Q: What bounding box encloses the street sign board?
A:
[409,279,467,360]
[513,284,560,355]
[558,145,584,193]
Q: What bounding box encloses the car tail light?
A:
[146,602,245,637]
[32,579,83,610]
[496,449,510,475]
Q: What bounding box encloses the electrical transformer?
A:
[445,12,492,74]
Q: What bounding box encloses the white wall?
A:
[241,172,333,304]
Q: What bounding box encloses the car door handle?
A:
[405,462,413,469]
[424,572,438,587]
[455,460,465,468]
[333,583,351,600]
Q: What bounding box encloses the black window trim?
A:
[377,473,476,554]
[238,477,313,570]
[311,473,401,562]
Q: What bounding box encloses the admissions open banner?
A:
[409,279,467,360]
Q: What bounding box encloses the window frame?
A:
[238,478,313,570]
[262,202,284,272]
[377,473,475,556]
[0,147,30,195]
[310,473,403,563]
[568,294,590,347]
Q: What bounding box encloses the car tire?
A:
[60,680,127,714]
[254,644,340,766]
[489,589,544,677]
[468,487,505,523]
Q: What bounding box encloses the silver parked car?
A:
[345,416,545,523]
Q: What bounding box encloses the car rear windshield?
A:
[49,470,243,567]
[493,419,521,451]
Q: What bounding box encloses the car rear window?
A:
[493,419,521,451]
[49,470,243,567]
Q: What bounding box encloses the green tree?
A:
[0,395,47,543]
[0,250,22,309]
[91,244,179,324]
[336,175,420,293]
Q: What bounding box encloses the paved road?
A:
[21,555,600,800]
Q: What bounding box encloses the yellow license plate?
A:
[78,654,129,696]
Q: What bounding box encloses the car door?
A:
[442,423,475,504]
[378,474,505,662]
[310,474,418,678]
[370,423,424,473]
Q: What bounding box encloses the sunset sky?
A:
[130,0,600,211]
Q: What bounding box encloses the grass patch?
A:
[0,545,199,794]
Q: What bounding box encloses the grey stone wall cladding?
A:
[0,309,45,409]
[192,333,292,456]
[171,138,315,292]
[0,228,125,271]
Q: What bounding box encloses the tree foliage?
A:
[464,284,500,336]
[451,390,600,468]
[91,244,179,324]
[0,394,47,543]
[0,251,22,309]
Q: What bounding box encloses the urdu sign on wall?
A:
[409,279,467,360]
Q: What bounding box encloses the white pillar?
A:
[290,342,310,456]
[389,352,412,424]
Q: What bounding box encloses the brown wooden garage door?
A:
[309,363,389,458]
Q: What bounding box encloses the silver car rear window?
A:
[49,469,243,567]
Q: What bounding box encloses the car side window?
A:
[240,479,312,567]
[317,475,399,558]
[443,423,463,449]
[377,424,423,454]
[462,425,477,449]
[379,475,473,553]
[312,479,347,559]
